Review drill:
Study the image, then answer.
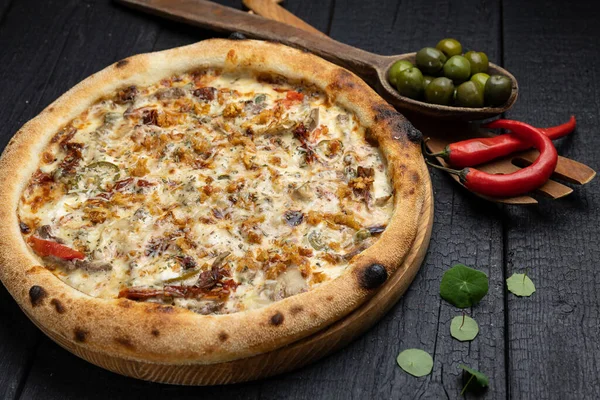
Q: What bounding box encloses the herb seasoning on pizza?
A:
[0,40,427,373]
[17,67,394,314]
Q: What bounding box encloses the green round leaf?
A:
[460,364,489,394]
[439,264,489,308]
[450,315,479,341]
[507,273,536,297]
[396,349,433,377]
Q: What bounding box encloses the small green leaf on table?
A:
[440,264,489,308]
[507,272,536,297]
[396,349,433,377]
[450,314,479,341]
[460,364,489,395]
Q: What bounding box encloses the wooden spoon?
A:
[117,0,518,120]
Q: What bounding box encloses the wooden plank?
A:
[20,337,261,400]
[5,1,502,400]
[0,0,14,25]
[0,0,156,398]
[0,288,39,400]
[257,1,507,399]
[13,0,319,396]
[0,0,94,397]
[502,0,600,398]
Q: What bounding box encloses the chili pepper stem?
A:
[421,141,450,159]
[424,159,469,183]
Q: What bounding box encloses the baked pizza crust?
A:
[0,39,426,365]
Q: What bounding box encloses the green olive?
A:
[254,93,267,104]
[388,60,414,86]
[104,112,121,125]
[443,55,471,83]
[354,228,371,243]
[308,230,326,250]
[455,81,484,108]
[395,67,424,99]
[435,38,463,58]
[470,72,490,90]
[423,75,434,89]
[415,47,447,75]
[484,75,512,107]
[464,51,489,74]
[424,77,454,105]
[86,161,120,190]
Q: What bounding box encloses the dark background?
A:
[0,0,599,399]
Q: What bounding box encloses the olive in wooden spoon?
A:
[118,0,518,120]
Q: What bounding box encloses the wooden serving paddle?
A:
[117,0,517,120]
[241,0,596,205]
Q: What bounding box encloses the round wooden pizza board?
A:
[28,165,434,385]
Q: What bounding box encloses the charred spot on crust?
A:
[403,122,422,143]
[270,312,284,326]
[50,298,65,314]
[218,331,229,342]
[358,263,388,289]
[410,171,420,184]
[114,337,135,350]
[326,295,334,302]
[74,328,88,343]
[228,32,247,40]
[371,104,422,143]
[151,329,160,337]
[372,104,399,124]
[115,59,129,68]
[290,305,304,315]
[29,286,47,307]
[47,107,55,112]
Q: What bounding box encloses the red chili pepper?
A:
[28,236,85,260]
[428,116,575,168]
[425,120,558,198]
[286,91,304,101]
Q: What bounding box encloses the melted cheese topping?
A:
[18,69,394,314]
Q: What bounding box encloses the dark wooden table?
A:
[1,0,599,398]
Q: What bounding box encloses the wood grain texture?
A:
[503,0,600,399]
[261,1,507,398]
[0,0,100,398]
[2,0,600,398]
[3,0,432,394]
[242,0,326,36]
[324,0,507,398]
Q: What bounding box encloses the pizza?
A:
[0,39,426,370]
